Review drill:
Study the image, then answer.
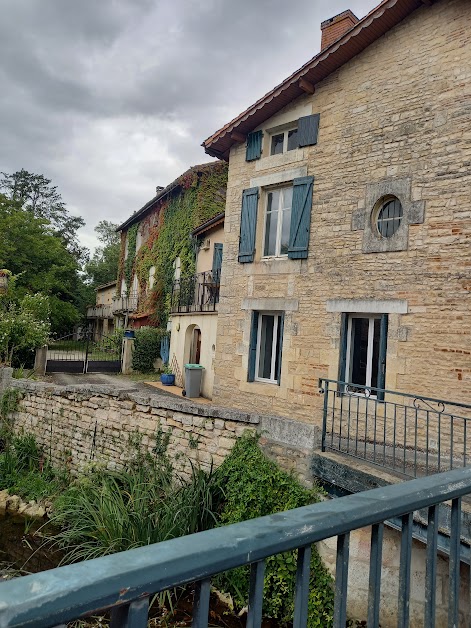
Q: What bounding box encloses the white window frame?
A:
[262,186,292,259]
[255,312,282,384]
[345,313,381,394]
[269,127,298,156]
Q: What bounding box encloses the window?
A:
[375,197,403,238]
[148,266,156,290]
[270,128,298,155]
[248,312,284,384]
[263,187,293,257]
[340,313,388,398]
[173,257,181,281]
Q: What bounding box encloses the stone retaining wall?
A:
[2,371,318,483]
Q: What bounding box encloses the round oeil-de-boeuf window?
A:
[376,197,403,238]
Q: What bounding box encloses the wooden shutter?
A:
[276,313,285,385]
[377,314,388,401]
[246,130,263,161]
[247,311,259,382]
[338,313,348,386]
[288,176,314,259]
[298,114,320,147]
[238,187,259,263]
[212,243,223,276]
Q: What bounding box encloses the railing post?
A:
[321,379,329,452]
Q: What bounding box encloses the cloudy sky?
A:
[0,0,378,253]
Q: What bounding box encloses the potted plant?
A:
[160,364,175,386]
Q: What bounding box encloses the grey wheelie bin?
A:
[183,364,205,397]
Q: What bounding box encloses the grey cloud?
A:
[0,0,379,251]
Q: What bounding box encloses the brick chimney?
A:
[321,10,359,50]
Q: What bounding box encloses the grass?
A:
[0,432,69,502]
[117,371,161,382]
[49,453,219,564]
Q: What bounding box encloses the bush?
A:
[131,327,168,372]
[213,435,334,626]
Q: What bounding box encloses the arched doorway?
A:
[184,324,202,366]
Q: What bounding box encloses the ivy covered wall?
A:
[117,161,228,326]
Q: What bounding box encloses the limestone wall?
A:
[213,0,471,424]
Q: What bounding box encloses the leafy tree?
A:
[0,169,87,263]
[0,193,85,335]
[0,293,50,366]
[85,220,120,288]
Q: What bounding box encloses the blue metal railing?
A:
[319,378,471,478]
[1,467,471,627]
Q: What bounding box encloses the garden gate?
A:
[45,331,122,374]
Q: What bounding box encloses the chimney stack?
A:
[156,186,164,195]
[321,10,359,51]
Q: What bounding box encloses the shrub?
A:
[131,327,168,372]
[50,443,218,563]
[213,435,334,626]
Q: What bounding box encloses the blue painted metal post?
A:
[321,379,329,452]
[247,560,266,628]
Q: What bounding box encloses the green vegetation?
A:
[117,162,228,326]
[214,435,334,626]
[0,432,68,501]
[0,169,95,339]
[131,327,168,372]
[84,221,121,289]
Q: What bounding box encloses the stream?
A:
[0,515,60,580]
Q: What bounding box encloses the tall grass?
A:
[50,453,219,564]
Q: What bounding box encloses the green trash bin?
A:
[184,364,205,398]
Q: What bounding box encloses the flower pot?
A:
[160,373,175,386]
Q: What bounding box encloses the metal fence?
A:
[45,331,122,374]
[319,378,471,478]
[0,467,470,627]
[170,270,220,314]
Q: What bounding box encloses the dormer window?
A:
[270,128,299,155]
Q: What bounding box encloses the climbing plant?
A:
[117,161,228,326]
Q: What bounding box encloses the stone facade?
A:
[212,0,471,427]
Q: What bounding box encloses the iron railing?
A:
[170,270,220,314]
[0,468,470,627]
[319,378,471,478]
[112,293,138,314]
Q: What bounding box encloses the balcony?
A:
[86,304,114,319]
[170,270,220,314]
[319,378,471,479]
[112,293,139,315]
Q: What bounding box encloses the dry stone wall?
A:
[3,373,318,484]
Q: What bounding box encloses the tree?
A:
[0,169,87,263]
[0,194,85,335]
[0,293,50,366]
[85,220,120,288]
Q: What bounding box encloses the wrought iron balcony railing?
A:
[112,293,138,314]
[0,467,469,627]
[319,378,471,479]
[86,304,114,319]
[170,270,220,314]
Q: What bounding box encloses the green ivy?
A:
[131,327,168,373]
[214,435,334,627]
[124,224,139,295]
[118,162,228,326]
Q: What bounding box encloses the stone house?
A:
[86,280,117,340]
[168,212,224,398]
[202,0,471,462]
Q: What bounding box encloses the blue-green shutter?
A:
[377,314,388,401]
[298,114,320,147]
[338,313,348,386]
[288,176,314,260]
[212,243,223,277]
[276,313,285,385]
[248,311,259,382]
[238,187,259,263]
[246,130,263,161]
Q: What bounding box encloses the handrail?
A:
[319,378,471,478]
[1,467,470,627]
